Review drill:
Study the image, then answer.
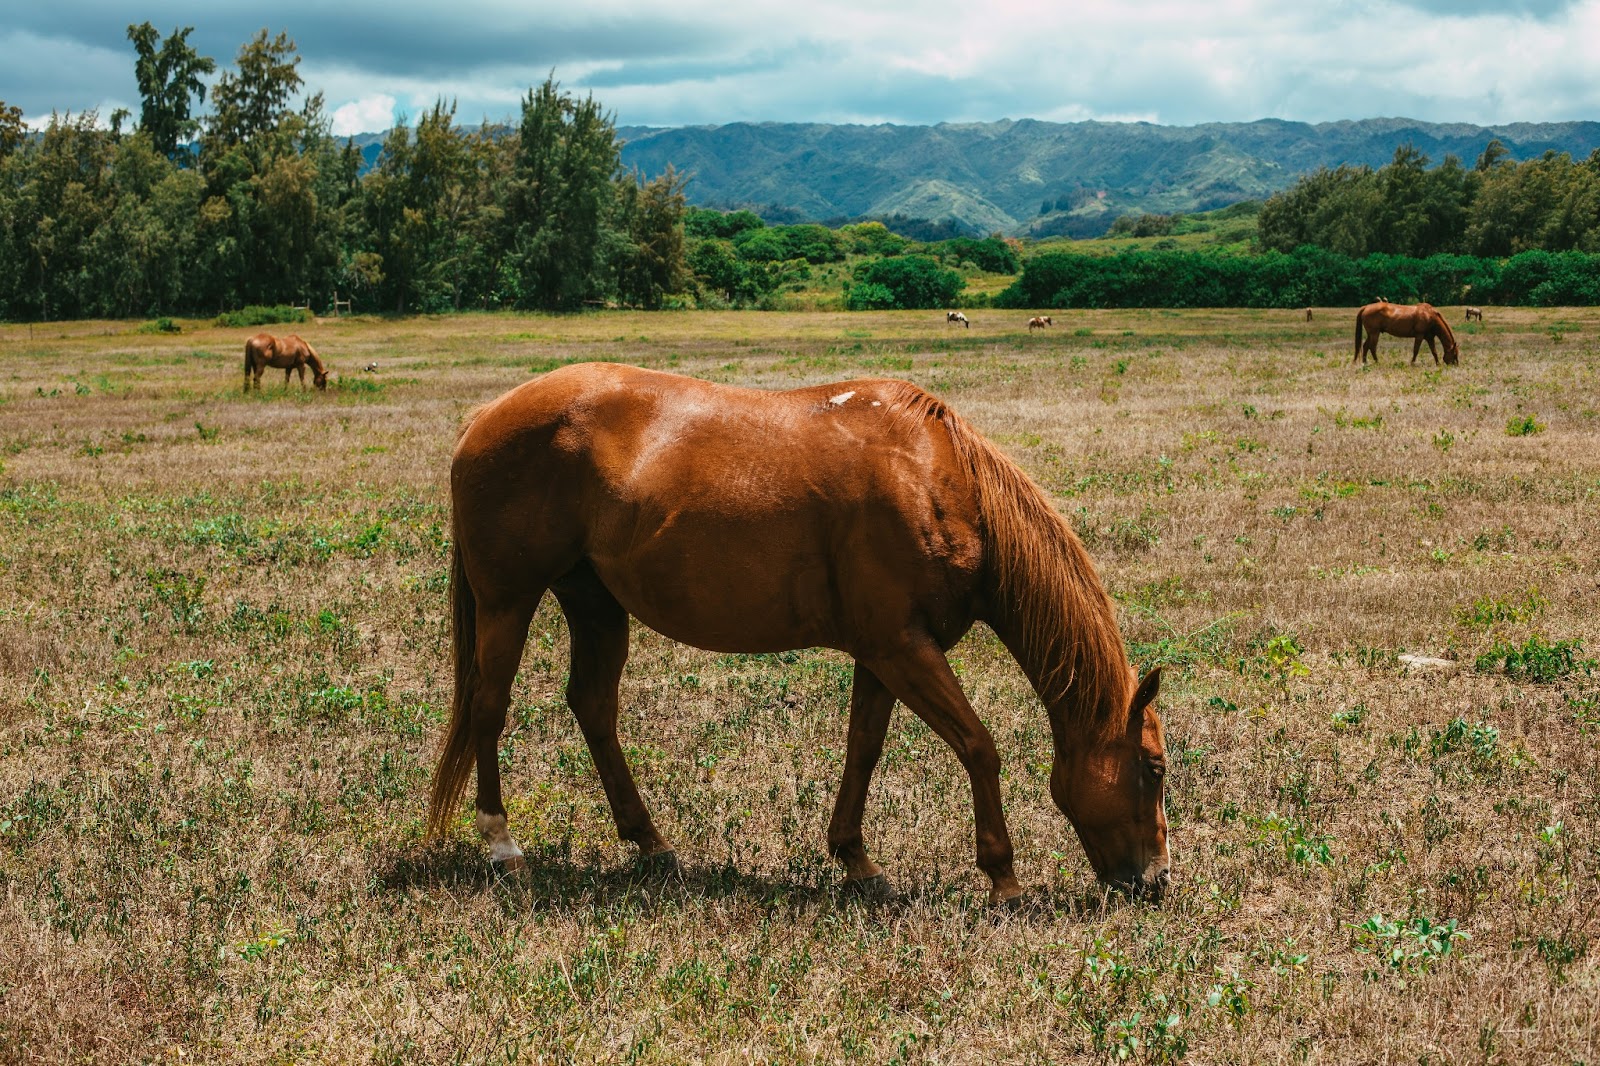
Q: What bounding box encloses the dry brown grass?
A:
[1,306,1597,1063]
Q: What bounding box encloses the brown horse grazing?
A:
[1304,307,1314,322]
[1353,302,1459,366]
[1028,316,1052,331]
[1465,306,1483,322]
[244,333,328,392]
[426,364,1170,904]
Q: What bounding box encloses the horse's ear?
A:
[1130,667,1161,717]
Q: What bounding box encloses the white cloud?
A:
[7,1,1600,129]
[330,93,396,136]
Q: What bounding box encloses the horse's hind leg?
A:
[827,662,895,888]
[553,565,675,866]
[470,602,539,871]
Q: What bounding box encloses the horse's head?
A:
[1051,668,1169,900]
[313,367,329,390]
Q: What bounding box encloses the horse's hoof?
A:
[636,849,682,878]
[989,887,1027,912]
[842,873,891,901]
[491,855,529,881]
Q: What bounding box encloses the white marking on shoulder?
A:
[828,390,856,406]
[871,400,882,407]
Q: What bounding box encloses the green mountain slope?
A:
[614,117,1600,237]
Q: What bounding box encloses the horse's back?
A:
[452,363,984,651]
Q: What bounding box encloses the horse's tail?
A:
[243,340,253,389]
[1354,310,1364,361]
[425,522,479,840]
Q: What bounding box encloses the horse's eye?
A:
[1147,760,1165,780]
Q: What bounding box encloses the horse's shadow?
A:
[372,841,1134,923]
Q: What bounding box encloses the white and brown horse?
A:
[244,333,329,392]
[947,311,969,328]
[1464,307,1483,322]
[1027,316,1052,331]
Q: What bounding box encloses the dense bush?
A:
[932,235,1021,274]
[214,305,310,328]
[684,207,766,241]
[733,223,844,264]
[847,255,964,310]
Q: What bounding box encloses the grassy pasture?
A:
[1,306,1597,1063]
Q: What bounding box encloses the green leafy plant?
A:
[1475,636,1593,683]
[1456,588,1546,628]
[1352,914,1469,985]
[1246,810,1332,866]
[1504,413,1545,436]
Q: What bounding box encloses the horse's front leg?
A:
[1411,336,1424,364]
[866,639,1020,905]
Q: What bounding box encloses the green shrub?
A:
[847,255,963,310]
[845,283,897,310]
[214,305,309,328]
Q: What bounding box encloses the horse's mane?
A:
[883,382,1132,745]
[1431,308,1458,351]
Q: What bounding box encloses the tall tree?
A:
[501,77,623,310]
[205,30,304,154]
[126,23,215,159]
[0,100,24,160]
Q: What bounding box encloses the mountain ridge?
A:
[344,117,1600,238]
[613,116,1600,236]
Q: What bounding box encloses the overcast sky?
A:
[6,1,1599,135]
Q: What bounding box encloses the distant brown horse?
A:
[426,364,1170,904]
[1304,308,1314,322]
[1354,302,1459,366]
[1464,307,1483,322]
[1028,316,1053,331]
[244,333,328,392]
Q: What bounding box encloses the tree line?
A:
[1257,142,1600,259]
[0,25,1032,322]
[0,26,690,320]
[996,245,1600,309]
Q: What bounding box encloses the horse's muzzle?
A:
[1109,864,1170,903]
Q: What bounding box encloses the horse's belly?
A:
[589,525,842,653]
